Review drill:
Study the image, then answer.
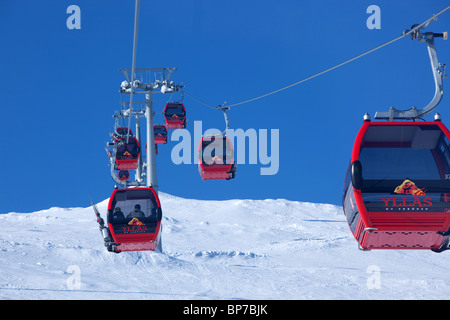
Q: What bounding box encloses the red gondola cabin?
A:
[114,136,140,170]
[343,119,450,252]
[118,170,129,181]
[198,135,236,180]
[164,102,186,129]
[154,125,168,144]
[106,187,162,253]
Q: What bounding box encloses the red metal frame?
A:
[345,120,450,250]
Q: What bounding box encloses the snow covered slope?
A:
[0,193,449,300]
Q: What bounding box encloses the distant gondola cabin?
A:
[154,125,168,144]
[114,136,140,170]
[164,102,186,129]
[106,187,162,252]
[198,135,236,180]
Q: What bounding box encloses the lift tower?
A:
[117,67,180,193]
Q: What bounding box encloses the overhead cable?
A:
[185,5,450,109]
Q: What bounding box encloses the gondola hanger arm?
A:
[216,103,230,136]
[374,27,447,121]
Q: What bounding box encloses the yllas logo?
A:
[394,179,426,196]
[129,218,144,226]
[122,151,132,158]
[381,179,432,211]
[121,218,147,233]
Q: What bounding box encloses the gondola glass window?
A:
[165,104,185,117]
[116,139,139,159]
[358,125,450,181]
[109,189,158,219]
[154,126,167,136]
[201,136,233,166]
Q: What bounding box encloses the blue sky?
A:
[1,1,449,213]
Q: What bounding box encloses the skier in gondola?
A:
[127,204,145,219]
[112,207,125,221]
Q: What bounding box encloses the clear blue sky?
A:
[1,0,449,213]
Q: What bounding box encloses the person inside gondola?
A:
[202,139,229,165]
[112,207,125,221]
[117,144,129,159]
[127,204,145,219]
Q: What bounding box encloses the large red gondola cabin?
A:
[164,102,186,129]
[106,187,162,253]
[198,135,236,180]
[343,119,450,252]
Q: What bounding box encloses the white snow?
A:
[0,192,449,300]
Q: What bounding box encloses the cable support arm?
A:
[217,104,230,136]
[374,27,447,121]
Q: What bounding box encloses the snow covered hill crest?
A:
[1,192,450,300]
